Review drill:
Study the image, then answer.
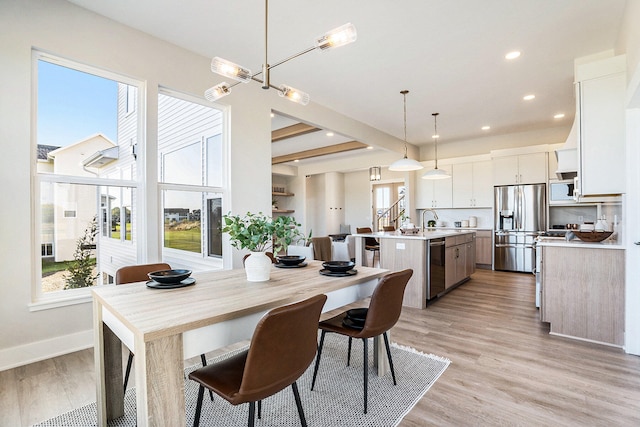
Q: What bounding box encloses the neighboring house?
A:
[43,134,118,262]
[164,208,189,223]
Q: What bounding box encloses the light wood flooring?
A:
[2,269,640,426]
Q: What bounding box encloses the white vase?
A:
[244,251,272,282]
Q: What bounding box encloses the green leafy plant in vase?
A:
[222,212,301,281]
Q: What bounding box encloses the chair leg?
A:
[258,400,262,419]
[383,332,397,385]
[200,354,214,401]
[291,381,308,427]
[347,336,353,366]
[193,385,204,427]
[311,330,327,391]
[248,401,256,427]
[123,351,133,393]
[362,338,368,414]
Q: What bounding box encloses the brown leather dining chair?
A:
[188,294,327,427]
[310,269,413,414]
[356,227,380,266]
[116,262,212,400]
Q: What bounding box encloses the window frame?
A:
[157,87,229,268]
[30,51,143,310]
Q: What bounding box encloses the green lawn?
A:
[42,258,96,276]
[164,227,201,253]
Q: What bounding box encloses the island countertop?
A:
[536,236,624,250]
[352,229,476,240]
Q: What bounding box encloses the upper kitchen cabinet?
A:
[452,160,493,208]
[415,164,452,208]
[492,152,547,186]
[575,55,626,196]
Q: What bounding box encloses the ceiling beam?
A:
[272,141,368,164]
[271,123,320,142]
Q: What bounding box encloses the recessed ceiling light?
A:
[523,94,535,101]
[270,113,274,118]
[481,125,491,131]
[326,132,334,137]
[431,134,439,139]
[505,51,521,60]
[366,146,373,150]
[294,159,299,162]
[554,113,565,119]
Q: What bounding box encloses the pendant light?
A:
[422,113,450,179]
[369,166,381,181]
[388,90,424,171]
[205,0,356,105]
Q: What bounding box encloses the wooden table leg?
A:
[373,334,390,376]
[134,334,185,426]
[94,300,124,426]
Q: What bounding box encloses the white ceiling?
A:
[67,0,627,165]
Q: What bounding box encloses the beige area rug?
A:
[33,333,450,426]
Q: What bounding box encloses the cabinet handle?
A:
[635,242,640,246]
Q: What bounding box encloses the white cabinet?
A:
[452,160,493,208]
[576,57,626,196]
[493,152,547,186]
[415,164,452,208]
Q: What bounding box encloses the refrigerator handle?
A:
[519,186,524,230]
[516,186,521,230]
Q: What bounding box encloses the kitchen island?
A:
[353,229,476,309]
[537,237,624,347]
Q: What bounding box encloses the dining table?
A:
[92,260,389,426]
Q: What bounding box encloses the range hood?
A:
[555,119,578,180]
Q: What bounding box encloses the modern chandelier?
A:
[388,90,424,172]
[422,112,451,179]
[204,0,357,105]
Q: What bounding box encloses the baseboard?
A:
[0,329,93,371]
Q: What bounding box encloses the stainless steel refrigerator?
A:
[494,184,546,272]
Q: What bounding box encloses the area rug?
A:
[33,333,450,427]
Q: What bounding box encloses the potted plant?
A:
[222,212,301,281]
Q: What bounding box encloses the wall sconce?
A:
[369,166,381,181]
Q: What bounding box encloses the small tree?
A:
[65,215,99,289]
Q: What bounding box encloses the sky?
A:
[37,60,117,147]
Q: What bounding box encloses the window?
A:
[158,90,225,262]
[35,52,140,298]
[33,52,228,306]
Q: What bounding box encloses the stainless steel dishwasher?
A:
[427,238,446,300]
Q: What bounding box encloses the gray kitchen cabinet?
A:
[541,245,624,346]
[475,230,492,267]
[445,234,474,289]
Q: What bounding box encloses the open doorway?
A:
[372,182,405,231]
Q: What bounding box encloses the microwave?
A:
[549,180,575,204]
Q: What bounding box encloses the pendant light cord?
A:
[402,90,409,158]
[433,112,439,169]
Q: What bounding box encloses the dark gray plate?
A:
[146,277,196,289]
[319,269,357,277]
[274,262,308,269]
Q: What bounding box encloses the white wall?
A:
[344,170,373,231]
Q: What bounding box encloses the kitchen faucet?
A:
[422,209,439,231]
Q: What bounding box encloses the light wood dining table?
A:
[92,260,389,426]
